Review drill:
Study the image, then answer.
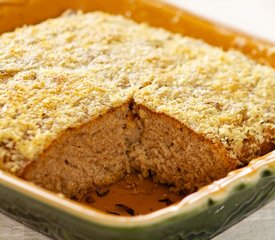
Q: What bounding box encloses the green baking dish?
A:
[0,0,275,239]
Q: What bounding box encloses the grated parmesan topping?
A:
[0,11,274,172]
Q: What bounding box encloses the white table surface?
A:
[1,0,275,239]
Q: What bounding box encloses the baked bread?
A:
[0,11,274,198]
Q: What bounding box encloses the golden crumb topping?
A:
[0,11,274,172]
[0,11,206,85]
[135,49,275,161]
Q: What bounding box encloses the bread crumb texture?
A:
[0,11,274,173]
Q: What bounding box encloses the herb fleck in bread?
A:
[0,12,274,198]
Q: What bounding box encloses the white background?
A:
[0,1,275,239]
[168,0,275,42]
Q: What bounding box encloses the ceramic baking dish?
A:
[0,0,274,239]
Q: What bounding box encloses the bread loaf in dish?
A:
[0,11,274,199]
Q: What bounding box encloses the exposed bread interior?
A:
[0,11,274,200]
[22,102,239,199]
[131,106,237,194]
[22,103,140,198]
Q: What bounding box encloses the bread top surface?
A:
[0,11,207,84]
[135,49,275,161]
[0,11,274,173]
